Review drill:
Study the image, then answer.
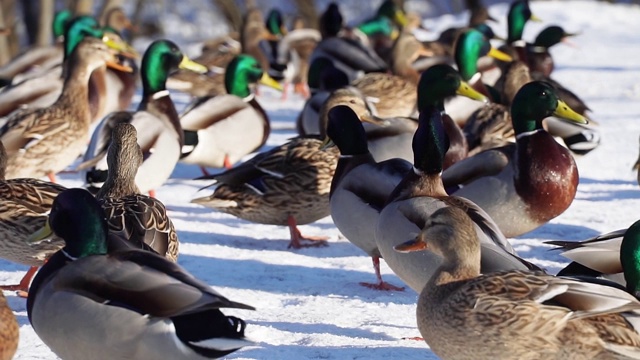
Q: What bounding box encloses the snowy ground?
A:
[2,1,640,359]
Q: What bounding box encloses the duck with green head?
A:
[374,66,538,293]
[394,206,640,360]
[527,25,578,77]
[27,188,255,360]
[442,81,587,238]
[310,2,387,84]
[179,54,282,173]
[81,39,207,197]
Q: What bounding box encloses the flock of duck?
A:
[0,1,637,359]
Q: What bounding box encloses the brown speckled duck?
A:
[442,81,587,238]
[395,206,640,360]
[0,290,18,360]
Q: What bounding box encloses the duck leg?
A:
[286,215,328,249]
[47,172,57,183]
[359,257,405,291]
[199,166,211,176]
[281,82,290,101]
[223,154,233,169]
[148,189,156,198]
[0,266,39,298]
[294,82,310,99]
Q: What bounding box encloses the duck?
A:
[374,67,538,293]
[442,81,587,238]
[0,15,137,122]
[96,123,179,262]
[0,140,67,294]
[27,188,256,360]
[178,54,282,173]
[191,134,340,250]
[394,206,640,360]
[0,9,72,86]
[526,25,578,78]
[241,7,280,76]
[0,37,133,182]
[99,6,135,40]
[326,105,412,291]
[0,290,18,360]
[80,39,206,196]
[350,71,419,119]
[356,0,408,61]
[310,2,387,84]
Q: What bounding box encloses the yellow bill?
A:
[530,14,543,22]
[488,47,513,62]
[394,10,408,27]
[260,73,283,91]
[179,56,208,73]
[102,34,139,59]
[360,113,391,126]
[554,100,588,124]
[456,81,488,103]
[27,221,54,245]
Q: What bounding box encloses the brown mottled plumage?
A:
[397,207,640,360]
[0,291,18,360]
[0,38,127,180]
[192,136,339,249]
[96,123,179,261]
[351,73,418,118]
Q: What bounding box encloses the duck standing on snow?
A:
[179,54,282,173]
[395,206,640,360]
[80,39,207,197]
[443,82,587,238]
[27,188,255,360]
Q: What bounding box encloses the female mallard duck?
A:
[178,54,282,173]
[0,16,136,121]
[327,105,411,290]
[96,123,179,262]
[81,39,206,196]
[395,206,640,360]
[374,67,538,293]
[311,2,387,84]
[241,7,280,76]
[442,81,587,238]
[0,37,132,182]
[0,141,66,293]
[27,188,255,360]
[191,134,340,249]
[350,72,418,118]
[0,290,18,360]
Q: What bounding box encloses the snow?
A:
[3,1,640,359]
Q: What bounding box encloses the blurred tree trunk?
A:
[68,0,94,15]
[37,0,54,46]
[0,0,17,64]
[212,0,243,32]
[293,0,317,29]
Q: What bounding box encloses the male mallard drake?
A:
[96,123,179,262]
[356,0,408,61]
[81,39,206,196]
[526,25,578,77]
[395,206,640,360]
[179,54,282,172]
[0,141,66,293]
[374,69,537,293]
[442,81,587,238]
[327,105,411,291]
[310,2,387,84]
[192,135,340,249]
[27,188,255,360]
[0,290,18,360]
[0,37,132,182]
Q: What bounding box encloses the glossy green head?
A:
[454,29,487,81]
[64,16,104,58]
[48,188,108,258]
[141,39,188,96]
[225,55,264,98]
[412,105,449,175]
[417,64,487,112]
[266,9,285,36]
[376,0,408,27]
[320,3,343,37]
[474,23,497,40]
[358,17,394,37]
[507,0,534,44]
[621,220,640,297]
[534,26,572,48]
[52,10,73,39]
[326,105,369,156]
[510,81,587,135]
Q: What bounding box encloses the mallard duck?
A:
[326,105,411,291]
[375,66,538,293]
[311,2,387,84]
[0,290,18,360]
[526,25,578,77]
[96,123,179,262]
[0,10,72,86]
[27,188,255,360]
[0,140,66,294]
[0,16,136,122]
[442,82,587,238]
[192,135,340,249]
[81,39,206,196]
[350,72,418,118]
[100,6,135,39]
[0,37,132,182]
[178,54,282,173]
[395,206,640,360]
[356,0,408,61]
[273,23,321,100]
[241,7,280,76]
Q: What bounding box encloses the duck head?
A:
[324,105,371,156]
[225,54,282,98]
[454,28,512,82]
[141,39,207,96]
[533,26,578,49]
[510,81,587,136]
[266,9,287,37]
[320,3,343,38]
[52,9,73,40]
[621,220,640,298]
[507,0,541,44]
[376,0,408,28]
[417,64,488,112]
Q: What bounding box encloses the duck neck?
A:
[430,261,480,287]
[97,170,140,198]
[57,59,100,124]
